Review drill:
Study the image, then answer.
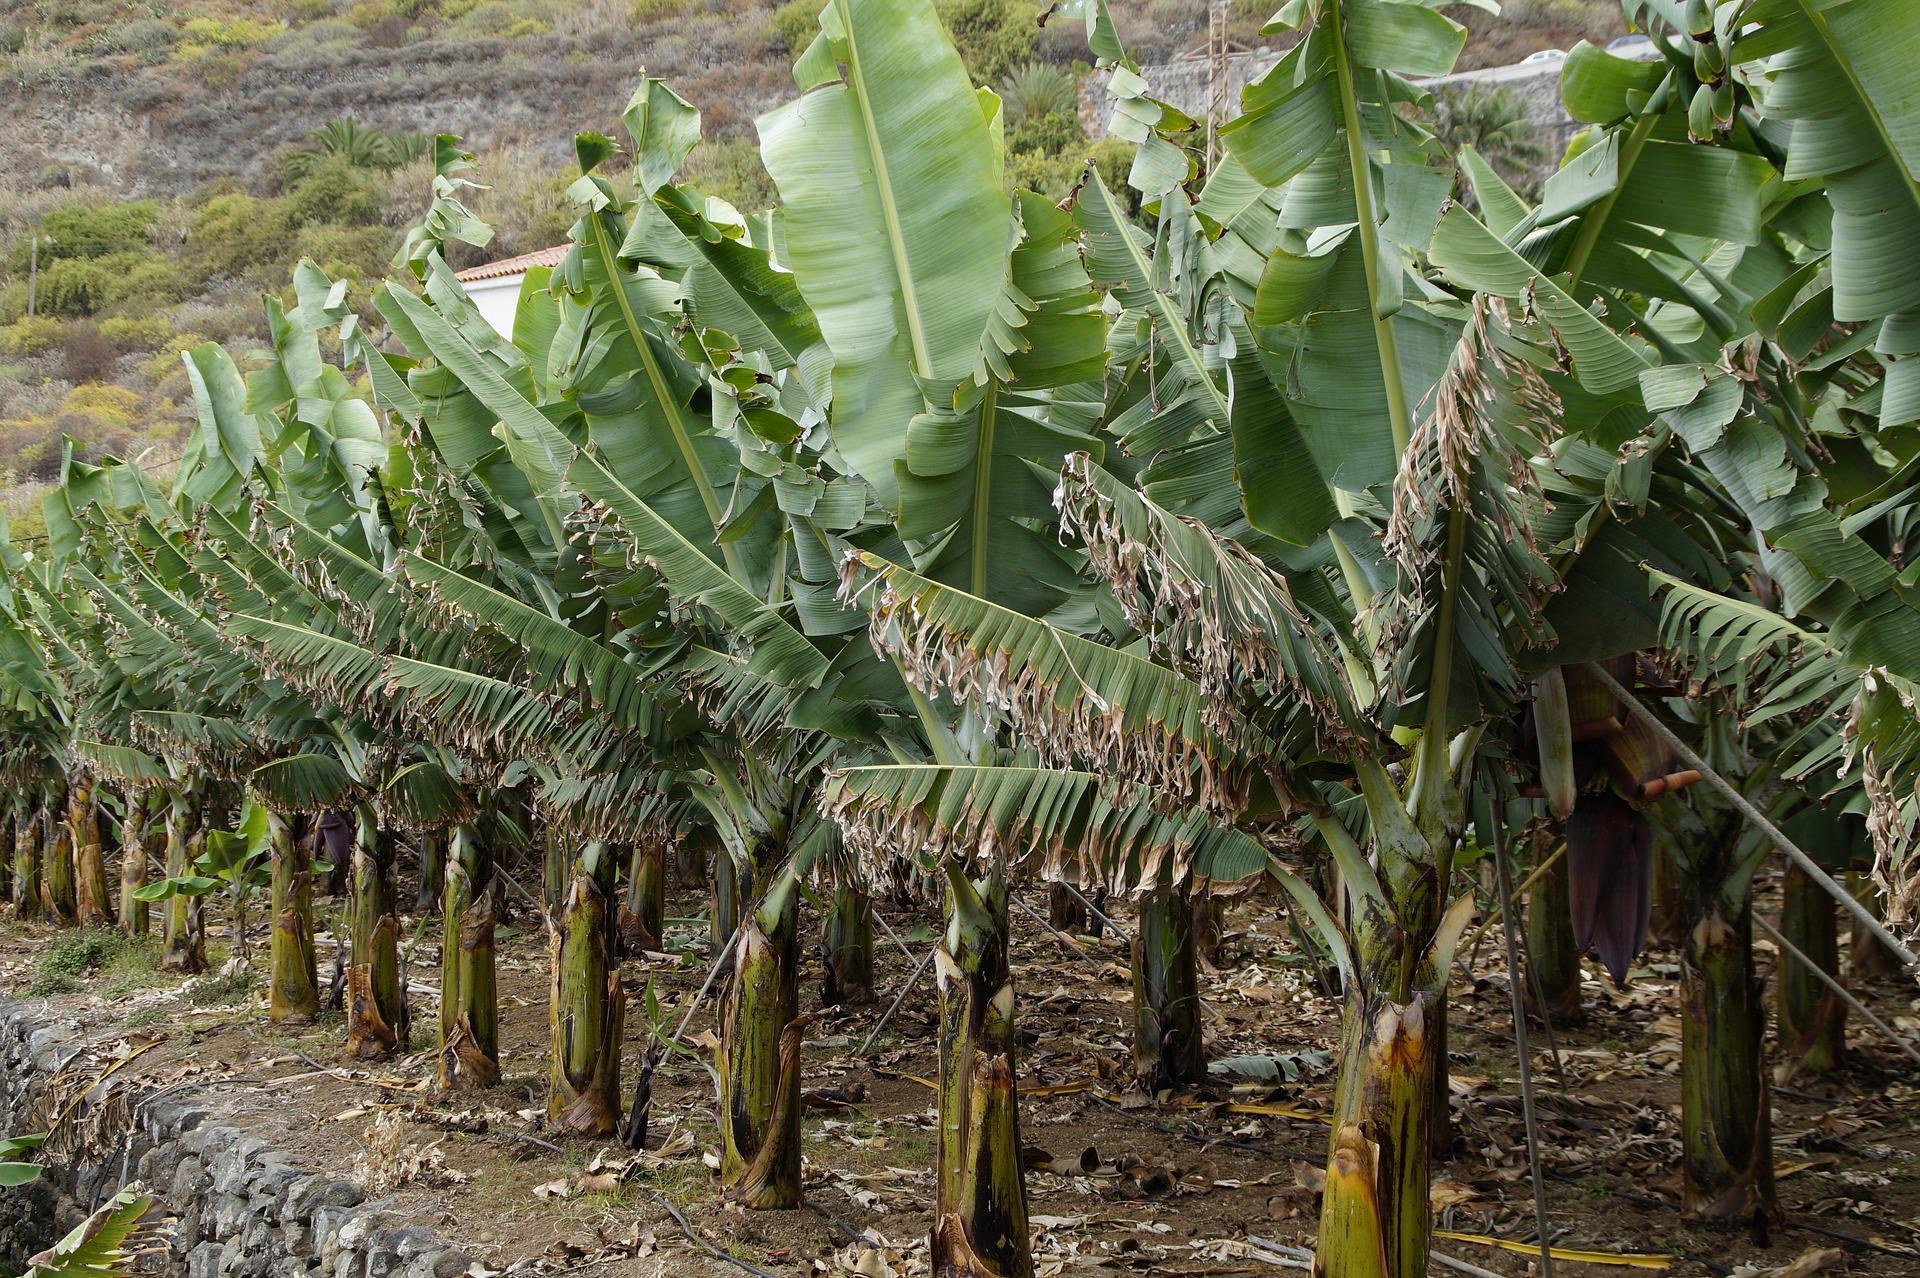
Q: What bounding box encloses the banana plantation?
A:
[2,0,1919,1275]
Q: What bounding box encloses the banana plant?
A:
[137,801,273,967]
[21,1188,166,1278]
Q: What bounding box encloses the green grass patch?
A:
[23,928,137,997]
[186,966,258,1008]
[120,1005,172,1030]
[98,934,165,998]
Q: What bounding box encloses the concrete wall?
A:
[464,275,523,340]
[0,999,473,1278]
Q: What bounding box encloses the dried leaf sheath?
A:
[1373,296,1556,721]
[842,552,1265,817]
[1053,453,1367,756]
[823,766,1271,895]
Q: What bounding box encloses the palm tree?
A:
[282,116,433,180]
[1428,84,1549,202]
[997,61,1078,126]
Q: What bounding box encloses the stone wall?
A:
[1084,48,1623,164]
[0,999,473,1278]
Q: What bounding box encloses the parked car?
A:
[1522,48,1567,63]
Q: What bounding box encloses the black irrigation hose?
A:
[804,1194,886,1249]
[645,1186,785,1278]
[1784,1218,1920,1262]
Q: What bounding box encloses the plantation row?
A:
[3,1,1918,1275]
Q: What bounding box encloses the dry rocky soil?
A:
[2,864,1916,1278]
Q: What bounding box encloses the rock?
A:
[403,1250,472,1278]
[288,1175,363,1222]
[0,1003,469,1278]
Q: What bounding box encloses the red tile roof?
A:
[454,244,569,282]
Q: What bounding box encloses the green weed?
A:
[23,928,134,997]
[185,967,257,1008]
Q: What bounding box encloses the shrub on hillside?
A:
[81,16,177,60]
[97,313,174,351]
[455,145,572,261]
[681,137,777,213]
[284,155,386,226]
[168,44,249,89]
[448,1,553,37]
[189,193,298,279]
[766,0,815,53]
[0,316,70,357]
[1006,134,1131,204]
[291,224,396,287]
[29,247,187,318]
[1009,108,1084,157]
[58,382,141,426]
[348,0,443,24]
[936,0,1034,83]
[182,16,285,48]
[24,199,159,265]
[278,0,336,21]
[264,16,362,56]
[61,323,118,383]
[32,256,112,317]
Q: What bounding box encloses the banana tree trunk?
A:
[1650,826,1684,945]
[43,786,76,925]
[677,836,707,888]
[1680,887,1778,1229]
[1316,988,1437,1278]
[1524,844,1583,1025]
[719,835,803,1208]
[70,777,113,929]
[934,862,1031,1278]
[160,795,205,973]
[346,804,405,1059]
[1131,881,1204,1091]
[440,822,498,1089]
[1310,751,1463,1278]
[542,828,568,915]
[1191,882,1227,967]
[547,841,625,1136]
[1775,862,1844,1080]
[268,811,319,1022]
[414,829,445,917]
[822,882,875,1007]
[1046,881,1087,934]
[1846,870,1901,981]
[620,837,665,956]
[13,806,40,921]
[0,814,12,905]
[711,845,742,957]
[1428,994,1453,1162]
[117,786,149,937]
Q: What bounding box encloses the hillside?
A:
[0,0,1623,538]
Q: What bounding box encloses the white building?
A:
[453,244,568,338]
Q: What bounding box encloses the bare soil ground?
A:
[3,865,1916,1278]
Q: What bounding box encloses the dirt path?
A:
[2,868,1915,1277]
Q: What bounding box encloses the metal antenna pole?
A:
[1488,775,1554,1278]
[1207,0,1229,167]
